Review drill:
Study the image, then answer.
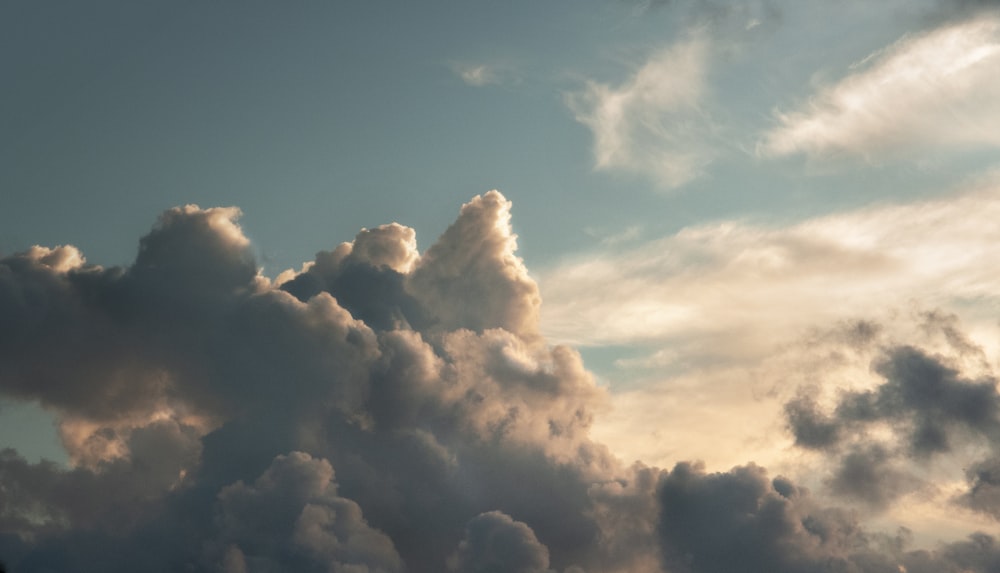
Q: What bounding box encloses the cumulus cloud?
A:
[658,461,1000,573]
[3,190,1000,572]
[0,192,632,572]
[211,452,402,573]
[448,511,551,573]
[759,13,1000,161]
[566,34,716,189]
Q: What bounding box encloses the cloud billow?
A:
[3,191,1000,572]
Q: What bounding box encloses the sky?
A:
[3,1,1000,571]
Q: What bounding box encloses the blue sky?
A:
[4,1,1000,571]
[6,0,989,272]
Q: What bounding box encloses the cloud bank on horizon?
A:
[2,191,1000,572]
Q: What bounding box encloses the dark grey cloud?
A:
[826,445,920,510]
[2,192,999,572]
[784,393,841,449]
[657,461,1000,573]
[784,343,1000,458]
[448,511,551,573]
[782,318,1000,515]
[959,456,1000,519]
[657,462,875,573]
[209,451,402,573]
[855,345,997,453]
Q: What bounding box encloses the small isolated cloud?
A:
[452,62,505,87]
[566,34,716,189]
[759,13,1000,161]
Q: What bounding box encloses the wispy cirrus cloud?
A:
[759,14,1000,161]
[566,34,717,189]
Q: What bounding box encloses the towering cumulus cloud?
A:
[1,191,999,572]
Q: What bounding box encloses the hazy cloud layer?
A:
[2,192,999,572]
[539,174,1000,353]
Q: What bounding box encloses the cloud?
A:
[566,34,716,189]
[825,445,922,510]
[784,393,842,450]
[3,190,1000,572]
[0,192,640,572]
[759,13,1000,161]
[657,461,1000,573]
[961,456,1000,518]
[453,63,505,87]
[448,511,551,573]
[211,452,403,573]
[539,174,1000,352]
[786,344,1000,457]
[779,338,1000,515]
[540,174,1000,536]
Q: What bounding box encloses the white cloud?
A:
[566,34,716,189]
[760,14,1000,161]
[452,63,502,87]
[539,170,1000,353]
